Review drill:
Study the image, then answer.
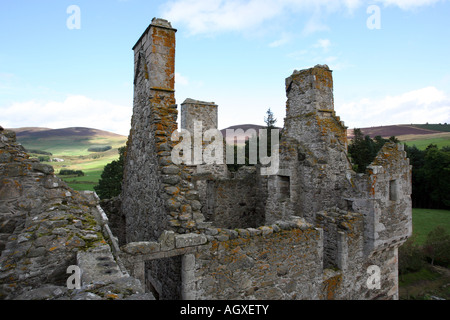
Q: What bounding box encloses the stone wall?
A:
[272,65,353,223]
[195,166,267,229]
[350,142,412,256]
[121,18,206,243]
[100,196,126,246]
[181,98,218,137]
[0,129,151,300]
[188,219,324,300]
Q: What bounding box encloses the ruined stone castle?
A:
[0,18,412,300]
[118,18,412,300]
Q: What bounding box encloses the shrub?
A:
[423,226,450,267]
[94,146,125,200]
[27,149,53,156]
[59,169,84,177]
[38,155,51,162]
[398,235,424,276]
[88,145,112,153]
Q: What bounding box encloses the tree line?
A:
[59,169,85,177]
[404,144,450,209]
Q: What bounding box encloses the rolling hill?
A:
[347,124,450,149]
[12,127,127,156]
[8,127,128,191]
[347,125,442,139]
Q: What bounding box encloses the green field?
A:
[16,128,127,191]
[48,150,122,191]
[402,135,450,150]
[20,136,126,156]
[400,208,450,300]
[412,208,450,245]
[57,169,104,191]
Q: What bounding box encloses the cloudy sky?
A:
[1,0,449,136]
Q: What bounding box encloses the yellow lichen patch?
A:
[323,273,342,300]
[105,293,119,300]
[316,113,347,146]
[310,67,333,91]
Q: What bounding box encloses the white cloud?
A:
[161,0,284,35]
[2,95,132,136]
[302,14,330,36]
[160,0,447,36]
[313,39,332,51]
[376,0,447,10]
[336,87,450,128]
[160,0,355,36]
[269,32,292,47]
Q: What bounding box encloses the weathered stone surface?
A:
[174,233,207,248]
[159,230,175,251]
[121,241,161,255]
[0,129,153,300]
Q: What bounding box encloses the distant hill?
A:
[347,125,443,139]
[12,127,125,140]
[9,127,127,156]
[347,124,450,149]
[6,127,128,192]
[221,123,450,149]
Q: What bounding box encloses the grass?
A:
[412,208,450,245]
[399,208,450,300]
[19,132,126,192]
[19,135,126,156]
[399,266,440,287]
[400,132,450,150]
[399,265,450,300]
[58,169,104,191]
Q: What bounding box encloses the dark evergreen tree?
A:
[94,146,126,200]
[348,129,388,173]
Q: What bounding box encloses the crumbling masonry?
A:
[118,18,412,300]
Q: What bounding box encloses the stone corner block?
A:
[159,230,176,251]
[175,233,207,249]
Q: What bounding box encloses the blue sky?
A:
[1,0,449,136]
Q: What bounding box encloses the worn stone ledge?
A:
[120,246,198,264]
[120,232,207,259]
[202,217,317,243]
[121,241,161,255]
